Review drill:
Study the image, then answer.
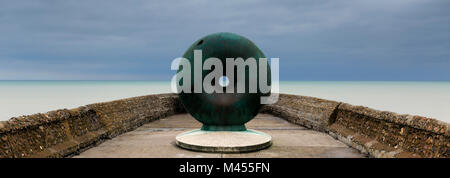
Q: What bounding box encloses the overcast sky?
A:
[0,0,449,80]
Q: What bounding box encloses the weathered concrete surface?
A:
[74,114,365,158]
[175,129,272,153]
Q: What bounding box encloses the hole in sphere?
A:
[197,40,204,46]
[219,76,230,87]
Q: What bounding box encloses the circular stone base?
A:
[175,129,272,153]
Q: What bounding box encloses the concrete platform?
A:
[175,129,272,153]
[74,114,367,158]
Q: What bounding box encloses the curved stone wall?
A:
[0,94,184,158]
[330,103,448,158]
[261,94,449,158]
[0,93,448,158]
[260,94,340,132]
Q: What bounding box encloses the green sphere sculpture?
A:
[178,32,271,131]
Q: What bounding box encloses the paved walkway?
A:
[75,114,366,158]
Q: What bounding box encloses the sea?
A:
[0,81,449,123]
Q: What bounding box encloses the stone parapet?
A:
[0,93,183,158]
[262,94,449,158]
[1,93,448,158]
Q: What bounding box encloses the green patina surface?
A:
[177,32,271,131]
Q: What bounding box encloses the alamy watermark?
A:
[171,50,279,104]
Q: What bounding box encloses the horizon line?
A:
[0,80,449,82]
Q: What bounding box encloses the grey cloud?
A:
[0,0,449,80]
